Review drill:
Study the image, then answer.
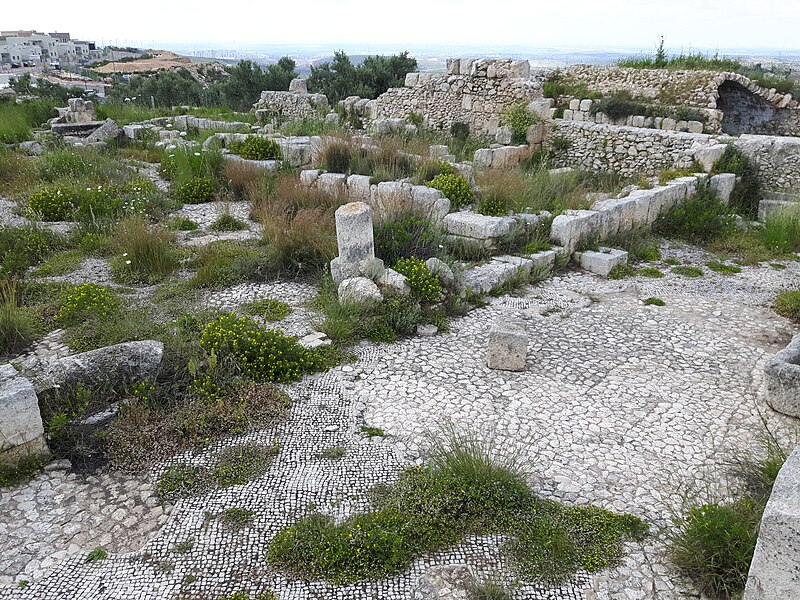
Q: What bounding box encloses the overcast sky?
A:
[5,0,800,52]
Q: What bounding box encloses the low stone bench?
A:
[764,334,800,418]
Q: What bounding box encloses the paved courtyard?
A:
[1,245,798,600]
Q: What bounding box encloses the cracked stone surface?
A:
[1,240,798,600]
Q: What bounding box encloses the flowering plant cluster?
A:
[393,257,442,303]
[230,136,282,161]
[56,283,120,325]
[199,313,316,384]
[428,173,473,209]
[173,177,215,204]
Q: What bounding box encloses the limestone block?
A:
[425,258,455,288]
[526,123,546,146]
[687,120,704,134]
[487,319,528,371]
[405,73,419,87]
[528,98,554,120]
[710,173,736,205]
[569,99,581,111]
[334,202,375,265]
[429,145,450,159]
[338,277,383,305]
[495,125,513,145]
[288,78,308,94]
[676,120,689,132]
[0,365,46,457]
[318,172,347,196]
[374,181,413,213]
[662,118,677,130]
[25,341,164,397]
[578,248,629,277]
[743,447,800,599]
[579,99,593,112]
[526,249,557,270]
[443,212,514,240]
[632,115,645,128]
[694,143,728,172]
[549,210,599,250]
[411,186,449,222]
[377,268,411,296]
[509,60,531,79]
[330,256,360,285]
[446,58,460,76]
[759,199,799,221]
[764,334,800,418]
[299,169,321,186]
[346,174,372,203]
[474,148,494,168]
[563,109,574,120]
[86,118,122,143]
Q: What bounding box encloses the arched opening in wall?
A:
[717,80,783,135]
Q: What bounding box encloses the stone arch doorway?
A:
[717,80,784,135]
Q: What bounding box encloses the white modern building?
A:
[0,31,96,66]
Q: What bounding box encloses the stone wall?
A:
[548,120,715,177]
[562,66,800,137]
[374,58,541,136]
[253,90,329,123]
[735,134,800,192]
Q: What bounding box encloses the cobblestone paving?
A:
[1,250,798,599]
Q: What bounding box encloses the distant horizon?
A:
[7,0,800,57]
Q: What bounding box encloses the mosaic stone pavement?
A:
[1,247,799,600]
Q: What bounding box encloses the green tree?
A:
[109,68,203,107]
[307,51,417,104]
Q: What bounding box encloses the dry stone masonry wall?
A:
[548,121,714,176]
[375,58,541,136]
[563,66,800,137]
[735,135,800,192]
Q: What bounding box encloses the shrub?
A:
[774,290,800,321]
[110,218,179,284]
[268,427,645,585]
[252,175,342,275]
[0,225,63,277]
[108,381,291,471]
[200,313,326,383]
[762,206,800,254]
[644,297,665,306]
[393,257,442,303]
[712,146,761,219]
[319,139,353,173]
[550,136,572,152]
[429,173,473,209]
[414,160,455,184]
[590,90,649,121]
[669,500,760,599]
[27,185,80,221]
[374,214,443,265]
[166,216,199,231]
[500,102,538,144]
[230,136,281,161]
[57,283,120,326]
[0,280,39,356]
[173,176,215,204]
[210,212,247,231]
[654,185,732,244]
